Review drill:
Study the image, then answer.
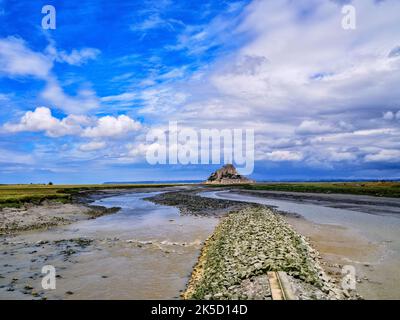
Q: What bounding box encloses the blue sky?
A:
[1,0,400,183]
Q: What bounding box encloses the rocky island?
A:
[204,164,255,185]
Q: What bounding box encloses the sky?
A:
[0,0,400,183]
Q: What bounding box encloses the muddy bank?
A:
[0,199,119,236]
[0,237,95,299]
[0,192,218,299]
[183,206,351,300]
[283,216,397,300]
[235,189,400,217]
[145,191,249,217]
[0,186,193,236]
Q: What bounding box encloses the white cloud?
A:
[122,142,149,163]
[328,150,357,162]
[383,110,400,121]
[0,149,33,164]
[364,149,400,163]
[55,48,100,66]
[0,37,52,78]
[41,79,100,114]
[296,120,351,135]
[3,0,400,173]
[45,40,100,66]
[263,150,303,162]
[82,115,141,138]
[101,92,136,102]
[138,87,188,115]
[79,141,106,152]
[3,107,84,137]
[3,108,141,140]
[0,36,102,114]
[0,93,11,101]
[139,0,400,169]
[167,9,242,55]
[383,111,395,120]
[130,14,165,31]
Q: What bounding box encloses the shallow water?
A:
[0,192,218,299]
[200,190,400,299]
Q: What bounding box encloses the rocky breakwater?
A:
[204,164,254,185]
[183,206,349,300]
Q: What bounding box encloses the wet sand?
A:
[0,192,218,299]
[2,187,400,300]
[0,200,119,236]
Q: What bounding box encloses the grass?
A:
[247,181,400,197]
[216,181,400,198]
[2,180,399,208]
[0,183,180,208]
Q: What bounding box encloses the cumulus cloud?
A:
[82,115,141,138]
[383,111,395,120]
[383,110,400,121]
[3,107,141,140]
[3,107,84,137]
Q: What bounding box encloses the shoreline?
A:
[234,189,400,217]
[282,215,390,300]
[0,187,187,236]
[0,190,124,236]
[1,187,393,299]
[0,191,218,300]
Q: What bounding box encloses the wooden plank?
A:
[267,271,285,300]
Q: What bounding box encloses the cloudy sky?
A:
[1,0,400,183]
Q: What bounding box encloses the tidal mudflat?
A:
[0,192,218,299]
[1,186,399,300]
